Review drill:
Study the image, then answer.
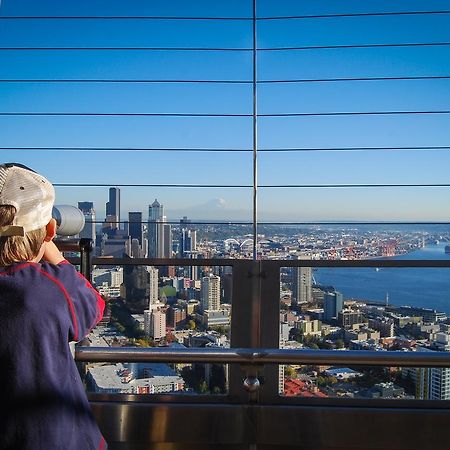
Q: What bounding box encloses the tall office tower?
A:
[180,228,197,256]
[201,274,221,312]
[130,239,142,258]
[163,223,172,258]
[180,227,198,279]
[123,263,151,312]
[323,290,344,322]
[105,187,120,229]
[148,199,166,258]
[148,266,159,310]
[292,266,313,306]
[128,211,143,245]
[78,201,96,250]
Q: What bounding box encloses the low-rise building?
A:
[87,363,185,394]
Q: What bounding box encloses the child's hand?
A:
[42,241,66,265]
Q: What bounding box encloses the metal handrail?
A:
[75,347,450,367]
[86,256,450,268]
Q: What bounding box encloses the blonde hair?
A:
[0,205,46,266]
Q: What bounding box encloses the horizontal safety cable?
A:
[259,110,450,117]
[0,16,252,20]
[258,146,450,152]
[2,110,450,117]
[259,75,450,83]
[1,11,450,20]
[83,220,450,226]
[53,183,450,188]
[0,146,251,152]
[0,46,252,51]
[0,79,253,84]
[1,75,450,84]
[1,42,450,51]
[3,146,450,153]
[259,42,450,51]
[258,10,450,20]
[0,112,252,117]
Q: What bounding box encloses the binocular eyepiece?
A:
[52,205,86,237]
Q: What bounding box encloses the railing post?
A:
[259,260,282,402]
[229,260,262,403]
[79,238,93,282]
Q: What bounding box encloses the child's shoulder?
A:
[0,260,76,282]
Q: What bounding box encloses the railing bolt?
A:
[243,375,260,393]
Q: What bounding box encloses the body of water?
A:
[314,243,450,314]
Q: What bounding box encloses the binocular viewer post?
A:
[54,238,93,283]
[52,205,92,282]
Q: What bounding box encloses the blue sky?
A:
[1,0,450,221]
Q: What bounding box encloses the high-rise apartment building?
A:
[78,201,96,250]
[292,266,313,306]
[405,347,450,400]
[144,309,166,340]
[148,266,159,310]
[324,290,344,322]
[201,274,221,312]
[106,187,120,229]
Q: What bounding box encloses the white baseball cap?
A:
[0,163,55,237]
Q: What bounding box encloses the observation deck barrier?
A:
[61,240,450,450]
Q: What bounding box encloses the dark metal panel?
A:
[257,405,450,449]
[91,402,450,449]
[108,445,248,450]
[90,403,253,444]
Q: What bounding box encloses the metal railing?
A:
[65,241,450,406]
[76,346,450,367]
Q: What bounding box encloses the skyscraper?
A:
[292,267,312,306]
[180,228,197,256]
[324,290,344,322]
[148,199,171,258]
[180,219,198,279]
[163,223,173,258]
[148,266,159,310]
[78,201,96,250]
[201,274,221,312]
[128,211,143,245]
[105,187,120,230]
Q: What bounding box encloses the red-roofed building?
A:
[284,378,328,398]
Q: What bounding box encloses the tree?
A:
[166,332,176,344]
[289,328,303,342]
[198,380,209,394]
[187,320,196,330]
[284,366,297,378]
[136,338,150,347]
